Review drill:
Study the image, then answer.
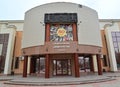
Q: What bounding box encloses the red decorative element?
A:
[45,54,50,78]
[23,56,28,77]
[74,53,80,77]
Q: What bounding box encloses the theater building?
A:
[0,2,120,78]
[22,2,102,78]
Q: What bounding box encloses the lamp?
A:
[40,22,45,26]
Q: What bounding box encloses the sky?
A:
[0,0,120,20]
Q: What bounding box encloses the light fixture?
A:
[40,22,45,26]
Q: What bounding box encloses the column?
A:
[23,56,28,77]
[45,23,50,42]
[72,23,78,41]
[3,26,16,75]
[104,29,117,71]
[27,57,30,74]
[74,53,80,77]
[45,54,50,78]
[96,54,102,75]
[93,55,98,72]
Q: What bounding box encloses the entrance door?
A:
[79,57,90,72]
[53,59,71,76]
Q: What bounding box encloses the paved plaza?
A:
[0,72,120,87]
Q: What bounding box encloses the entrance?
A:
[53,59,72,76]
[78,57,90,72]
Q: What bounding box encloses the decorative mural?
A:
[50,24,73,42]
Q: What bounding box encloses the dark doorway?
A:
[30,56,45,77]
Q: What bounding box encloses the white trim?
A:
[1,27,16,74]
[105,23,119,71]
[92,55,98,72]
[0,44,3,55]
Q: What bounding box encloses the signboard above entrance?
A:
[44,13,78,23]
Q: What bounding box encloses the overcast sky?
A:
[0,0,120,20]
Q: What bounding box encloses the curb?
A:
[4,77,116,86]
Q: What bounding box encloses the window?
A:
[116,32,120,37]
[112,32,120,53]
[117,37,120,42]
[112,37,117,41]
[112,31,120,68]
[113,42,118,47]
[103,55,107,66]
[114,48,119,53]
[50,24,73,42]
[111,32,116,36]
[0,34,9,73]
[15,57,19,69]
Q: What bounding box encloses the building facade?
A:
[100,19,120,72]
[0,20,23,75]
[0,2,120,78]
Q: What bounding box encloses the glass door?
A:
[53,59,71,76]
[79,57,90,72]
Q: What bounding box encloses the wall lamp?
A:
[77,21,82,26]
[40,22,45,26]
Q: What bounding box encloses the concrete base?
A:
[1,72,120,86]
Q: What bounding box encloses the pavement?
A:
[0,72,120,86]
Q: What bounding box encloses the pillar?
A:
[45,54,50,78]
[72,23,78,41]
[45,18,50,78]
[74,53,80,77]
[23,56,28,77]
[93,55,98,72]
[45,23,50,42]
[96,54,102,75]
[3,26,16,75]
[27,57,30,74]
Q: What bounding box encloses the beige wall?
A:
[118,22,120,29]
[14,31,22,57]
[101,30,108,55]
[100,30,110,71]
[13,31,23,74]
[14,61,24,74]
[0,20,24,31]
[22,2,102,48]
